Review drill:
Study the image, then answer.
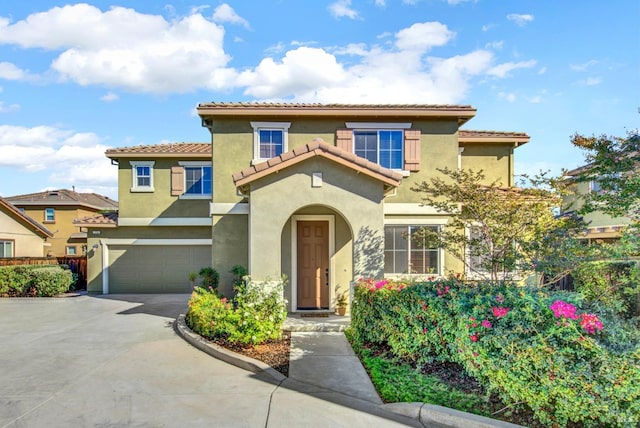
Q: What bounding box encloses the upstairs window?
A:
[130,161,155,192]
[44,208,55,222]
[175,161,212,198]
[251,122,291,163]
[354,130,404,169]
[185,165,212,196]
[0,240,14,257]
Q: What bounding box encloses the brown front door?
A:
[297,221,329,309]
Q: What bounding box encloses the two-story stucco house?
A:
[0,197,53,257]
[6,189,118,257]
[81,103,529,313]
[562,165,633,244]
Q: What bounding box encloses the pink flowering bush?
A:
[350,279,640,427]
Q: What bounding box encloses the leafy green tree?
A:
[411,167,589,283]
[570,131,639,222]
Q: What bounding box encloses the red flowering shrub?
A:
[350,279,640,427]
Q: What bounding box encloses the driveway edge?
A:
[174,314,287,383]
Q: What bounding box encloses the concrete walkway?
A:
[0,295,419,428]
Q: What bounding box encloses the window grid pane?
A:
[354,130,403,169]
[384,225,439,274]
[136,166,151,187]
[45,208,55,221]
[259,130,284,158]
[354,131,378,163]
[185,166,212,195]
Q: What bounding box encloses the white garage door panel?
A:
[109,245,211,293]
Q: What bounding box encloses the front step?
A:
[284,314,350,332]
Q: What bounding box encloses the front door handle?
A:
[325,268,329,285]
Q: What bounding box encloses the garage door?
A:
[108,245,212,293]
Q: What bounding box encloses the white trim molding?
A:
[210,202,250,216]
[250,121,291,163]
[384,203,450,215]
[345,122,412,129]
[117,217,212,227]
[129,160,155,192]
[290,215,335,313]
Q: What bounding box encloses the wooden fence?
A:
[0,256,87,289]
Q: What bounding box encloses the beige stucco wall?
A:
[18,205,92,256]
[460,143,514,186]
[240,157,386,308]
[117,158,210,219]
[0,212,47,257]
[563,181,632,229]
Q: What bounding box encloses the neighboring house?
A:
[83,102,529,313]
[563,165,632,244]
[6,190,118,257]
[0,197,53,257]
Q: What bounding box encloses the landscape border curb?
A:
[174,314,286,383]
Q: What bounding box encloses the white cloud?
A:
[538,67,547,75]
[395,22,455,52]
[212,3,249,28]
[570,60,598,71]
[375,0,386,6]
[528,95,542,103]
[482,24,494,32]
[100,92,118,102]
[487,59,537,78]
[507,13,534,26]
[0,101,19,112]
[0,62,26,80]
[0,125,116,190]
[0,4,234,93]
[578,76,602,86]
[485,40,504,50]
[498,92,516,103]
[328,0,359,19]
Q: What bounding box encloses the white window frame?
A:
[383,222,444,277]
[130,161,155,192]
[346,122,411,171]
[0,240,14,257]
[250,122,291,164]
[66,245,77,256]
[44,208,55,222]
[179,161,213,200]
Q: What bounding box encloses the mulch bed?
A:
[212,331,291,377]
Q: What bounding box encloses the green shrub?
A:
[573,260,640,318]
[186,275,288,346]
[185,287,237,340]
[0,265,71,296]
[351,278,640,427]
[198,267,219,293]
[30,267,73,297]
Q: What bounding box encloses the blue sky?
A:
[0,0,638,200]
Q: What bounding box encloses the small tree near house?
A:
[411,167,589,283]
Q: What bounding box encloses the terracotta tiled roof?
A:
[73,211,118,228]
[105,143,211,158]
[6,190,118,210]
[199,102,475,110]
[197,102,477,125]
[459,130,530,146]
[233,140,403,190]
[0,197,53,238]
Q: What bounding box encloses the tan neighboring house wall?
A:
[5,190,118,257]
[0,197,52,257]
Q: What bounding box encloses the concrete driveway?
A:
[0,294,417,428]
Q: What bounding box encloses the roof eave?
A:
[459,136,530,146]
[105,152,211,160]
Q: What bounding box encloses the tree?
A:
[570,131,640,222]
[411,167,589,283]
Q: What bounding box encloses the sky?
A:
[0,0,638,201]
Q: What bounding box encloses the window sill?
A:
[179,194,212,200]
[251,158,271,166]
[130,187,155,193]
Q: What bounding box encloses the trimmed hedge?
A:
[350,278,640,427]
[0,265,73,297]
